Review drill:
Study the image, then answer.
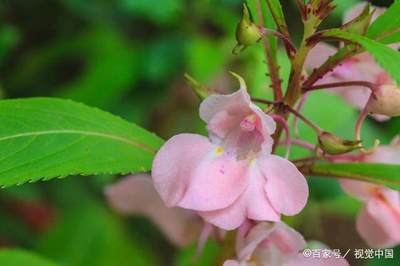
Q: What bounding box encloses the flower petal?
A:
[365,143,400,164]
[223,260,240,266]
[152,134,213,207]
[179,151,250,211]
[105,174,202,247]
[305,43,337,70]
[199,165,280,230]
[258,155,309,216]
[339,179,377,201]
[199,198,247,231]
[268,222,306,257]
[356,197,400,248]
[285,254,349,266]
[251,104,276,135]
[343,2,385,24]
[199,87,251,124]
[238,222,276,261]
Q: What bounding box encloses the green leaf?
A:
[0,249,55,266]
[314,29,400,84]
[309,163,400,190]
[265,0,289,38]
[0,97,163,187]
[367,0,400,42]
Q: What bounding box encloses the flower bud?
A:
[233,3,263,54]
[318,132,362,155]
[184,73,210,99]
[367,85,400,117]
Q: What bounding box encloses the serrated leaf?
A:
[309,163,400,190]
[314,29,400,85]
[367,0,400,43]
[0,249,55,266]
[0,97,163,187]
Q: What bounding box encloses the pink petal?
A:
[285,254,349,266]
[343,2,385,24]
[356,197,400,248]
[268,222,307,257]
[105,174,201,247]
[305,43,337,70]
[245,166,281,221]
[339,179,377,201]
[152,134,213,207]
[199,198,247,230]
[364,141,400,164]
[179,151,250,211]
[199,87,251,124]
[238,222,277,260]
[207,110,241,142]
[223,260,240,266]
[199,166,280,230]
[258,155,309,216]
[251,104,276,136]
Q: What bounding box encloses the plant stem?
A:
[251,98,322,135]
[303,47,359,88]
[256,0,283,101]
[285,104,322,134]
[304,81,378,93]
[251,97,279,105]
[284,20,317,106]
[271,114,291,158]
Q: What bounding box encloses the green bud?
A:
[184,73,210,100]
[318,132,362,155]
[233,3,263,54]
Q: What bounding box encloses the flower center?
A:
[215,146,224,155]
[240,114,257,132]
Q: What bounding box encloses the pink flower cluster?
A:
[224,221,348,266]
[339,138,400,248]
[306,3,400,120]
[151,77,308,230]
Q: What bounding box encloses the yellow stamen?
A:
[246,114,257,123]
[215,146,224,155]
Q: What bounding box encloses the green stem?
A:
[284,20,317,106]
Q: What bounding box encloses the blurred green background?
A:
[0,0,398,265]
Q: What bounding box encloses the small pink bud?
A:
[318,132,362,155]
[367,85,400,117]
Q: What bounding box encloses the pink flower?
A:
[305,3,400,121]
[152,77,308,230]
[340,138,400,248]
[105,174,203,247]
[223,221,349,266]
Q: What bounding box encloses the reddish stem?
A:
[304,81,378,94]
[256,0,283,101]
[271,114,291,158]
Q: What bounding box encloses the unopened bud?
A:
[318,132,362,155]
[233,3,263,54]
[184,73,211,99]
[367,85,400,117]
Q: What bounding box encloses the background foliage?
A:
[0,0,398,265]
